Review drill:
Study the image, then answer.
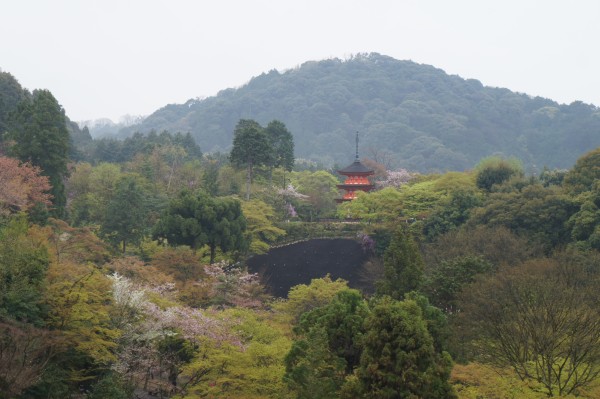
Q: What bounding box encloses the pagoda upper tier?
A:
[336,160,374,202]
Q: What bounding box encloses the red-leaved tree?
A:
[0,156,52,215]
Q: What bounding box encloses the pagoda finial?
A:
[355,131,359,161]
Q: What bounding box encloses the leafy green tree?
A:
[284,326,346,399]
[563,146,600,194]
[285,289,369,398]
[567,188,600,249]
[336,187,404,222]
[274,276,350,322]
[475,156,523,192]
[6,90,70,217]
[0,216,49,323]
[423,255,492,313]
[0,71,29,137]
[423,189,483,240]
[468,184,578,250]
[153,190,247,263]
[377,227,424,299]
[241,200,286,254]
[229,119,272,200]
[291,170,340,219]
[344,297,456,399]
[265,120,295,183]
[101,175,150,254]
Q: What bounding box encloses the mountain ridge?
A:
[85,53,600,171]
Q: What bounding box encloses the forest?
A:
[102,53,600,173]
[2,68,600,399]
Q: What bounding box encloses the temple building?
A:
[336,133,374,202]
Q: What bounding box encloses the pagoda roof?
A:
[337,160,374,175]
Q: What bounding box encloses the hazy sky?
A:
[2,1,599,122]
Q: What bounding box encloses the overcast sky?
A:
[2,0,599,122]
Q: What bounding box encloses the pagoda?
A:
[336,133,374,203]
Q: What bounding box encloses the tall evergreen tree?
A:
[229,119,272,200]
[101,175,149,254]
[6,90,70,217]
[265,120,294,185]
[344,297,456,399]
[377,227,424,299]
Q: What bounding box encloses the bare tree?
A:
[457,253,600,396]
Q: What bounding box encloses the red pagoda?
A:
[336,133,374,203]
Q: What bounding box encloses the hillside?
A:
[116,53,600,172]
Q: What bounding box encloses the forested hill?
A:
[117,53,600,172]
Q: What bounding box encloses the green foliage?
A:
[229,119,272,200]
[423,255,492,312]
[423,188,483,240]
[274,276,350,323]
[180,308,292,399]
[101,175,150,253]
[87,372,133,399]
[265,120,295,171]
[6,90,70,217]
[347,296,456,399]
[284,327,347,399]
[475,156,523,191]
[0,217,49,323]
[119,53,600,172]
[469,183,579,250]
[241,200,286,254]
[563,146,600,194]
[377,227,424,299]
[336,187,403,221]
[153,190,247,263]
[87,130,202,165]
[0,71,29,136]
[457,252,600,396]
[290,170,340,218]
[292,289,369,373]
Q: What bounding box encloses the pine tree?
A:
[6,90,70,217]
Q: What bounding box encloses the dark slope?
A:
[119,53,600,172]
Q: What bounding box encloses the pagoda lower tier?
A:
[336,179,374,203]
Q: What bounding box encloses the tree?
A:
[336,187,404,222]
[377,227,424,299]
[422,255,492,313]
[291,170,340,219]
[0,320,56,399]
[468,183,578,250]
[0,156,52,215]
[153,190,247,263]
[229,119,272,200]
[6,90,70,217]
[0,216,49,323]
[475,156,523,192]
[563,146,600,194]
[274,276,351,322]
[285,289,369,398]
[457,252,600,396]
[423,188,483,241]
[101,175,150,254]
[265,120,295,185]
[241,200,286,254]
[344,297,455,399]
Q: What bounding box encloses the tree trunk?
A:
[122,239,127,255]
[210,244,216,264]
[245,161,253,200]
